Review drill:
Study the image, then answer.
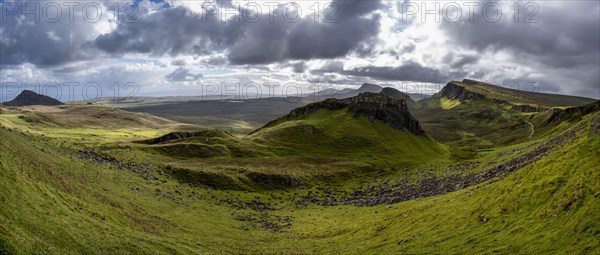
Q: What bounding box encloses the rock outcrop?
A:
[142,130,230,144]
[511,104,548,112]
[279,92,425,136]
[143,131,204,144]
[545,100,600,125]
[2,90,64,106]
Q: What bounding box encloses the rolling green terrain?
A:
[413,80,598,148]
[1,80,599,254]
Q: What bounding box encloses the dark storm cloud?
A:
[95,6,238,56]
[314,61,466,83]
[0,1,98,67]
[440,1,600,95]
[441,1,600,68]
[344,63,466,83]
[95,0,382,65]
[285,62,307,73]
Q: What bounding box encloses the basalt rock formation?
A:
[545,100,600,125]
[273,92,425,136]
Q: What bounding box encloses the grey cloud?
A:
[95,0,382,65]
[96,6,238,56]
[441,1,600,62]
[171,60,187,66]
[291,62,306,73]
[314,61,466,83]
[440,1,599,96]
[398,42,416,54]
[344,63,466,83]
[165,67,203,82]
[0,0,100,67]
[443,53,480,69]
[203,55,228,66]
[281,62,306,73]
[311,61,345,74]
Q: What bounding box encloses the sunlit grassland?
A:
[1,112,598,254]
[1,101,598,254]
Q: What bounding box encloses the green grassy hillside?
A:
[1,108,598,254]
[250,108,445,162]
[415,97,531,148]
[414,80,598,149]
[1,85,599,254]
[448,79,596,107]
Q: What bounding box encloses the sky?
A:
[0,0,599,102]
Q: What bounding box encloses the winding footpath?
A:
[527,121,535,139]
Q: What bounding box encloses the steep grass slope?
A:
[1,111,598,254]
[251,108,445,162]
[416,97,531,147]
[415,80,596,148]
[444,79,596,107]
[250,92,445,163]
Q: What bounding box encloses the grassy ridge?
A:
[455,79,596,107]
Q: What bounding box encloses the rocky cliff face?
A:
[545,100,600,125]
[2,90,64,107]
[283,92,425,136]
[436,82,486,102]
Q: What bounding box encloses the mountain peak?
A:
[2,90,64,107]
[358,83,383,93]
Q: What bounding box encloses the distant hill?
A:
[308,83,384,100]
[308,83,429,103]
[357,83,383,93]
[433,79,596,108]
[2,90,64,107]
